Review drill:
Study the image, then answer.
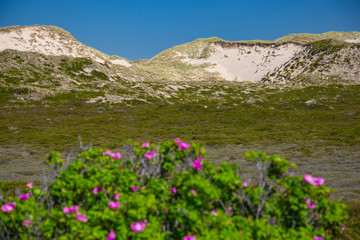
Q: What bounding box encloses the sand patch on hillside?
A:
[182,43,305,82]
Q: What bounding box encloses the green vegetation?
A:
[274,31,360,44]
[309,39,357,55]
[0,142,349,239]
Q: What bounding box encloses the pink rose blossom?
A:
[145,150,156,160]
[142,142,150,148]
[63,205,79,214]
[103,150,112,155]
[93,186,102,194]
[131,186,139,192]
[242,182,249,189]
[63,207,71,214]
[171,187,177,194]
[313,236,324,240]
[70,205,79,213]
[112,152,121,159]
[304,174,325,187]
[114,193,120,200]
[1,202,16,212]
[131,221,146,233]
[103,150,121,159]
[22,220,33,226]
[26,183,33,188]
[174,138,182,144]
[199,148,203,153]
[226,206,232,214]
[305,198,316,209]
[190,189,197,196]
[76,212,88,222]
[341,224,346,231]
[109,201,121,209]
[106,230,116,240]
[179,142,191,151]
[308,202,316,209]
[211,210,218,216]
[183,235,196,240]
[192,160,202,171]
[19,193,31,201]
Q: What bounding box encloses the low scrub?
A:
[0,139,348,239]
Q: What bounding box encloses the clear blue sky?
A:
[1,0,360,60]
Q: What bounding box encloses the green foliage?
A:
[0,141,348,239]
[310,39,352,55]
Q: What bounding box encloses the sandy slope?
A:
[182,43,305,82]
[0,25,132,67]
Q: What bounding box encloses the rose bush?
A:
[0,139,348,239]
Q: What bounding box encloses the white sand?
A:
[182,43,305,82]
[0,26,132,67]
[345,38,360,43]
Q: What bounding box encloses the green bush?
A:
[0,139,348,239]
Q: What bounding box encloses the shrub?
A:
[0,139,348,239]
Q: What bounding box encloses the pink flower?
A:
[93,186,102,194]
[63,207,71,214]
[109,201,121,209]
[199,148,203,153]
[190,189,197,196]
[0,195,2,199]
[174,138,182,144]
[106,230,116,240]
[226,206,232,214]
[114,193,120,200]
[192,160,202,171]
[26,183,33,189]
[145,150,156,160]
[142,142,150,148]
[304,174,325,187]
[131,221,146,233]
[103,150,113,156]
[112,152,121,159]
[211,210,218,216]
[70,205,79,213]
[19,193,31,201]
[76,212,88,222]
[305,198,316,209]
[1,202,16,212]
[341,224,346,231]
[131,186,139,192]
[183,235,196,240]
[308,202,316,209]
[171,187,177,194]
[103,150,121,159]
[22,220,33,226]
[313,236,324,240]
[242,182,249,189]
[179,142,191,151]
[63,205,79,214]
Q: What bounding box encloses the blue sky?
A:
[1,0,360,60]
